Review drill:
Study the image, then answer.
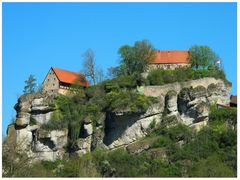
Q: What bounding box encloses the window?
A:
[167,65,170,69]
[54,78,56,80]
[47,79,49,81]
[53,83,55,86]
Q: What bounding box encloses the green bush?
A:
[150,136,172,148]
[147,157,181,177]
[209,105,237,128]
[167,124,193,142]
[102,75,137,92]
[189,154,235,177]
[104,89,154,113]
[41,119,68,130]
[147,67,229,85]
[102,148,149,177]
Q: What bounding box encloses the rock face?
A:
[6,77,231,161]
[165,90,178,114]
[7,93,68,161]
[34,128,68,161]
[103,78,230,149]
[104,113,162,149]
[144,77,231,126]
[14,93,56,127]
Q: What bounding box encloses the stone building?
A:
[147,50,190,71]
[43,67,89,95]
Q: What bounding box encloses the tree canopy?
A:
[117,40,156,76]
[188,45,219,70]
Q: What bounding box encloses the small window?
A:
[47,79,50,81]
[167,65,170,69]
[53,83,55,86]
[54,78,56,80]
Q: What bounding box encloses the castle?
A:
[43,50,189,95]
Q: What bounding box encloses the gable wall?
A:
[43,69,60,93]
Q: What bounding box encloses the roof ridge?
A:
[52,67,80,75]
[50,67,89,86]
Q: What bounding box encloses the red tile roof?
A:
[230,95,237,105]
[52,67,89,87]
[150,50,189,64]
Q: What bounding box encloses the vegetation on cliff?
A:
[4,105,236,177]
[41,81,157,150]
[147,67,229,86]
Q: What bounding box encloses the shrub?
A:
[150,136,172,148]
[41,119,68,130]
[189,154,235,177]
[209,105,237,129]
[60,154,100,177]
[104,148,149,177]
[102,75,137,92]
[167,124,193,142]
[147,67,229,85]
[104,89,154,113]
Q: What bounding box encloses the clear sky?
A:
[2,2,237,136]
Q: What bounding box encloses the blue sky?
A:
[2,2,237,136]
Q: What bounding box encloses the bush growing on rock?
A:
[147,67,229,85]
[209,105,237,129]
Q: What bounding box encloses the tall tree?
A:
[23,74,37,94]
[82,49,104,85]
[118,39,156,76]
[188,45,219,70]
[95,68,105,84]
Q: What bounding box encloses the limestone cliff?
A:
[6,77,231,161]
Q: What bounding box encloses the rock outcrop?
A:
[14,93,56,127]
[6,77,231,161]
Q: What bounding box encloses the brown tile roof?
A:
[230,95,237,105]
[150,50,189,64]
[52,67,89,87]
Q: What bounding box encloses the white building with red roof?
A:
[43,67,89,95]
[147,50,190,71]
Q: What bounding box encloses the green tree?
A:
[189,154,235,177]
[188,45,219,70]
[118,40,156,76]
[23,74,37,93]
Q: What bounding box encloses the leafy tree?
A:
[209,105,237,130]
[23,74,37,94]
[189,154,235,177]
[188,45,219,70]
[118,40,156,76]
